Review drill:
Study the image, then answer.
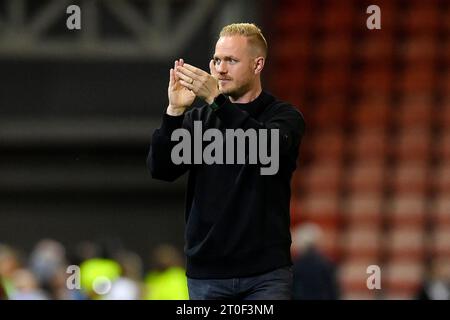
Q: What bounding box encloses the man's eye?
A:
[230,59,237,64]
[214,59,220,64]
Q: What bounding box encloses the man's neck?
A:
[229,84,262,104]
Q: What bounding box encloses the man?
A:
[147,23,305,299]
[291,224,340,300]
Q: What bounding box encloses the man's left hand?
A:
[176,61,219,104]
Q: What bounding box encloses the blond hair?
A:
[219,23,268,58]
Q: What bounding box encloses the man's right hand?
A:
[167,59,195,116]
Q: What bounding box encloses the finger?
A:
[179,79,195,91]
[174,60,179,81]
[180,58,184,66]
[169,68,174,86]
[182,63,206,76]
[176,65,199,80]
[176,70,194,84]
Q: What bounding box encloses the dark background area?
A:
[0,0,255,264]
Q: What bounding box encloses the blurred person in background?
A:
[144,243,189,300]
[72,237,146,300]
[77,238,124,300]
[0,275,6,299]
[291,223,340,300]
[148,22,305,300]
[104,249,143,300]
[9,268,49,300]
[71,240,102,266]
[416,258,450,300]
[48,265,86,300]
[0,244,24,299]
[29,239,67,297]
[79,254,122,299]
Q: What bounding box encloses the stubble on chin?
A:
[219,82,242,98]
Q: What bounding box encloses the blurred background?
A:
[0,0,449,300]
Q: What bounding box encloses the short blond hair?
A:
[219,23,268,58]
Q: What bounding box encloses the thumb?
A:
[169,68,174,88]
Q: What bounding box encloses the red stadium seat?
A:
[395,94,435,128]
[442,38,450,64]
[270,67,308,97]
[430,194,450,226]
[401,3,441,34]
[316,34,353,64]
[342,192,383,227]
[275,2,314,32]
[400,36,438,63]
[390,128,431,163]
[318,226,341,262]
[355,0,397,31]
[441,74,450,99]
[309,128,345,161]
[350,128,388,161]
[338,259,380,299]
[439,98,450,128]
[351,95,391,128]
[301,162,342,194]
[431,162,450,193]
[388,162,429,194]
[312,64,351,94]
[340,227,382,260]
[397,64,437,93]
[356,34,395,63]
[295,192,341,228]
[384,227,427,260]
[317,1,356,33]
[272,37,311,63]
[434,131,450,162]
[341,291,379,300]
[429,227,450,258]
[385,194,427,227]
[346,161,385,193]
[382,259,425,299]
[310,95,347,128]
[354,65,394,95]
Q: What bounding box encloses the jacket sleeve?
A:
[213,95,306,155]
[146,112,192,182]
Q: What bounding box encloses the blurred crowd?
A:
[0,239,189,300]
[1,224,449,300]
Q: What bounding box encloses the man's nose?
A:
[217,61,227,73]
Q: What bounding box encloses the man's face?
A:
[212,36,258,98]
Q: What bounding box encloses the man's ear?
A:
[254,57,265,74]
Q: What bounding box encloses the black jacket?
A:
[147,91,305,278]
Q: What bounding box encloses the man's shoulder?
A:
[265,93,305,122]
